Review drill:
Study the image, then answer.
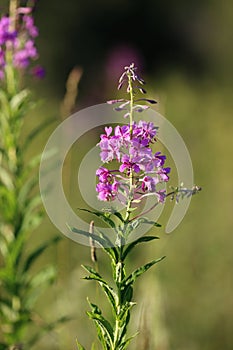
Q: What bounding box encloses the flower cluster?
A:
[96,121,170,203]
[0,7,44,79]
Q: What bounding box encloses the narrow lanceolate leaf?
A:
[68,225,107,247]
[87,302,114,348]
[87,314,113,348]
[101,284,117,315]
[76,339,86,350]
[29,265,56,288]
[118,333,139,350]
[0,235,8,259]
[129,217,161,230]
[102,208,125,223]
[0,166,13,190]
[10,89,30,112]
[78,208,116,229]
[96,229,119,262]
[18,176,39,210]
[82,264,100,276]
[68,224,118,262]
[122,236,159,260]
[124,257,166,286]
[82,265,117,314]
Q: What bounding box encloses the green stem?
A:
[5,0,19,96]
[128,74,134,136]
[113,248,125,349]
[9,0,19,31]
[124,74,134,223]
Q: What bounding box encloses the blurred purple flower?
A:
[105,44,144,83]
[23,15,39,38]
[14,39,38,68]
[0,16,17,45]
[31,65,45,79]
[0,7,43,79]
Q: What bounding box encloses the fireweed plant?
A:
[70,64,200,350]
[0,1,67,349]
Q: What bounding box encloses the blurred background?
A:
[2,0,233,349]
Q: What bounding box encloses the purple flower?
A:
[0,16,17,45]
[153,152,166,167]
[114,125,130,142]
[96,167,112,182]
[133,121,157,142]
[119,154,141,174]
[23,15,39,38]
[14,40,37,68]
[96,64,171,207]
[96,167,120,201]
[155,190,166,203]
[141,176,159,192]
[31,65,45,79]
[0,10,42,77]
[156,167,171,182]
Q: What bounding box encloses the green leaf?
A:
[88,300,102,315]
[69,225,107,246]
[82,264,100,276]
[138,217,162,227]
[23,194,42,214]
[17,176,39,210]
[129,217,161,231]
[102,208,125,222]
[118,333,138,350]
[121,285,133,304]
[5,229,29,271]
[87,311,114,348]
[21,211,44,234]
[78,208,116,229]
[119,301,136,320]
[124,256,166,286]
[68,224,118,262]
[117,302,136,344]
[76,339,86,350]
[82,265,117,314]
[25,266,57,308]
[122,236,159,260]
[87,300,114,348]
[0,90,11,116]
[91,343,97,350]
[29,265,56,288]
[0,166,13,189]
[22,236,61,272]
[10,89,30,112]
[92,322,109,350]
[101,284,117,315]
[0,234,9,259]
